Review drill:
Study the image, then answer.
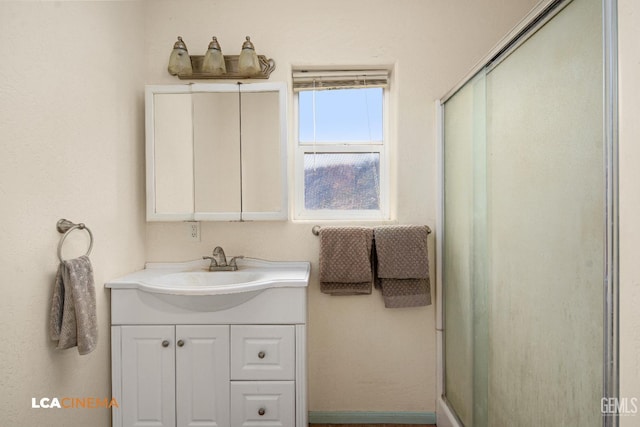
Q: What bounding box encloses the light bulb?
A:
[202,36,226,75]
[167,36,193,76]
[237,36,261,76]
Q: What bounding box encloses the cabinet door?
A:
[240,88,288,220]
[176,325,230,427]
[193,92,241,218]
[147,89,195,221]
[121,325,175,427]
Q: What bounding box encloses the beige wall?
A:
[0,2,146,426]
[143,0,539,412]
[618,0,640,425]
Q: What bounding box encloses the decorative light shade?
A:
[202,36,226,75]
[237,36,261,76]
[167,36,193,76]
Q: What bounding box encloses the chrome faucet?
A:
[203,246,244,271]
[212,246,227,266]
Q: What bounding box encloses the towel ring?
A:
[56,219,93,263]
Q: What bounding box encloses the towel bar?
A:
[56,219,94,262]
[311,224,432,236]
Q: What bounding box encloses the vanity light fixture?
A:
[167,35,275,79]
[167,36,193,76]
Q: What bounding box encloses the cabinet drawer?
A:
[230,381,295,427]
[231,325,295,380]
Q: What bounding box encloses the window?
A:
[293,70,390,220]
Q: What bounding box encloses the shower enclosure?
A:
[438,0,618,426]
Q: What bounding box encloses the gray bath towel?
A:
[50,256,97,355]
[374,225,431,308]
[319,226,374,295]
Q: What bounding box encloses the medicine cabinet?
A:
[145,82,288,221]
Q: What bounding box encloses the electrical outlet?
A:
[187,221,200,241]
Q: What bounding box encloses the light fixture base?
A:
[176,54,275,79]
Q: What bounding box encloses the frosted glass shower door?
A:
[485,0,604,425]
[442,0,605,426]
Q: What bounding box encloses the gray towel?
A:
[50,256,97,355]
[319,226,373,295]
[373,225,431,308]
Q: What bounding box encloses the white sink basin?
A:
[105,257,310,296]
[149,271,264,288]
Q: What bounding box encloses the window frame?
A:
[293,82,390,221]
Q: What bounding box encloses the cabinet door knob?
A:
[258,351,266,359]
[258,408,266,416]
[162,340,170,348]
[177,340,185,347]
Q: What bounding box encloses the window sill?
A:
[293,210,391,222]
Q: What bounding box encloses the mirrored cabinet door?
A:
[240,89,287,220]
[149,91,194,220]
[193,91,241,218]
[145,83,288,221]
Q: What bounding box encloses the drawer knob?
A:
[162,340,170,348]
[177,340,185,347]
[258,351,266,359]
[258,408,266,416]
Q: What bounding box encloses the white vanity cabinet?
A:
[114,323,298,427]
[107,259,309,427]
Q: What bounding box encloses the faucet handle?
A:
[229,256,244,268]
[203,256,218,266]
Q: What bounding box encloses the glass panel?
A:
[192,92,240,213]
[485,0,603,425]
[153,93,193,214]
[470,72,488,427]
[443,70,487,427]
[241,91,282,213]
[298,88,383,143]
[304,152,380,210]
